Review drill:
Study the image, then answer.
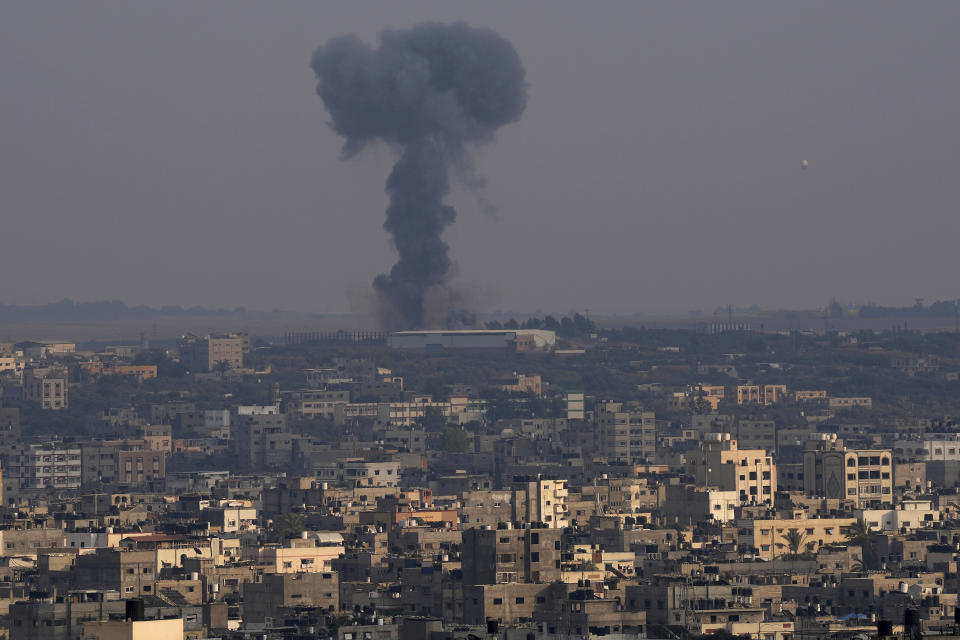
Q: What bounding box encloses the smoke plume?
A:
[310,22,527,329]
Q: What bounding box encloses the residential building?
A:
[461,525,563,584]
[596,402,656,462]
[512,478,569,528]
[7,442,82,491]
[178,333,245,372]
[22,366,68,410]
[685,434,776,504]
[802,434,893,507]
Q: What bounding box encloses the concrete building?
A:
[512,478,569,528]
[242,572,339,622]
[0,405,21,446]
[7,442,82,491]
[566,391,585,421]
[736,384,788,406]
[828,397,873,410]
[105,365,157,381]
[231,413,291,470]
[10,591,126,640]
[738,516,857,561]
[802,434,893,507]
[684,434,776,504]
[461,526,562,585]
[73,549,158,597]
[858,499,942,532]
[117,449,166,487]
[0,355,25,378]
[22,366,68,410]
[663,485,740,525]
[315,460,401,488]
[735,419,776,453]
[595,402,656,463]
[81,618,183,640]
[894,435,960,462]
[178,333,245,372]
[252,535,345,573]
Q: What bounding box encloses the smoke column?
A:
[310,22,527,329]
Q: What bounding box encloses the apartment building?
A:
[106,365,158,381]
[179,333,245,372]
[22,366,68,410]
[684,434,776,504]
[894,435,960,462]
[73,549,158,597]
[596,402,656,462]
[735,419,777,453]
[461,525,563,584]
[737,516,857,561]
[663,485,740,524]
[512,478,569,528]
[117,449,166,486]
[314,460,401,488]
[242,572,339,622]
[802,434,893,507]
[0,356,24,378]
[286,389,351,418]
[858,499,942,532]
[0,405,21,446]
[828,397,873,410]
[7,442,82,490]
[736,384,788,406]
[231,413,292,470]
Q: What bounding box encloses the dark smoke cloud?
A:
[310,21,527,329]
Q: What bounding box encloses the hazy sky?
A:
[2,2,959,315]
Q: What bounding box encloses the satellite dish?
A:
[801,160,809,169]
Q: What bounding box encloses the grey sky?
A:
[2,1,958,315]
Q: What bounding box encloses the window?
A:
[493,598,503,605]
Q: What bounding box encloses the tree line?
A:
[485,313,596,338]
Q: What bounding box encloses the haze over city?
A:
[9,5,960,640]
[2,1,959,320]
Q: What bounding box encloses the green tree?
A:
[845,519,878,569]
[212,360,233,375]
[439,426,472,453]
[669,522,687,549]
[422,376,448,401]
[419,406,448,431]
[780,529,807,558]
[273,513,304,540]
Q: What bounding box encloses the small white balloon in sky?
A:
[801,159,809,169]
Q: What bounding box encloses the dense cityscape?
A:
[4,2,960,639]
[1,315,960,639]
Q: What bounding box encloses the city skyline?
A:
[2,2,958,319]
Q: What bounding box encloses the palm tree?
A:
[212,359,233,375]
[781,529,807,559]
[845,519,877,569]
[669,522,688,549]
[274,512,304,540]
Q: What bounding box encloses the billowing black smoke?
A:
[310,22,527,329]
